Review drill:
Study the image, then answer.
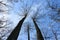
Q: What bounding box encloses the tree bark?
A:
[7,16,26,40]
[28,26,30,40]
[33,19,44,40]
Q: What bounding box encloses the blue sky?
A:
[0,0,60,40]
[7,0,60,40]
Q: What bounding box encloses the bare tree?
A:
[30,5,44,40]
[26,23,35,40]
[6,0,33,40]
[23,22,30,40]
[23,22,36,40]
[27,24,30,40]
[32,18,44,40]
[7,14,27,40]
[0,0,32,40]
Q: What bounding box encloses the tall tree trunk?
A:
[28,26,30,40]
[7,16,26,40]
[32,19,44,40]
